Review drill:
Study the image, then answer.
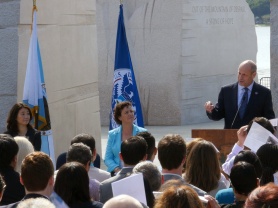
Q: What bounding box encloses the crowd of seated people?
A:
[2,102,278,207]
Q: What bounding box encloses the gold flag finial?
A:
[31,0,38,32]
[120,0,123,5]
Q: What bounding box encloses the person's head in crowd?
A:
[70,133,97,162]
[185,140,220,193]
[246,117,275,134]
[244,183,278,208]
[233,150,262,178]
[256,143,278,186]
[159,179,186,192]
[158,134,186,173]
[0,174,6,202]
[136,132,157,161]
[54,162,92,207]
[0,134,19,169]
[133,161,162,191]
[66,143,92,171]
[154,185,204,208]
[6,103,33,133]
[21,152,54,197]
[17,197,55,208]
[14,136,34,173]
[103,194,144,208]
[230,162,259,201]
[184,138,204,172]
[113,101,133,125]
[237,60,257,88]
[120,136,147,166]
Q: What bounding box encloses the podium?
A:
[191,129,238,162]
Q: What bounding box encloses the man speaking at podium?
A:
[204,60,275,129]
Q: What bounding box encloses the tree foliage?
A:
[247,0,270,17]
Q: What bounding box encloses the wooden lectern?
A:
[191,129,238,163]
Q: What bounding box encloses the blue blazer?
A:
[207,82,275,129]
[104,124,147,172]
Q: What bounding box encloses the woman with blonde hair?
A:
[14,136,34,173]
[184,140,228,197]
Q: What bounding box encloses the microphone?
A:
[231,96,246,129]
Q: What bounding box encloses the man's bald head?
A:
[104,195,144,208]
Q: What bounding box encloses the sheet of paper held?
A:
[244,122,278,152]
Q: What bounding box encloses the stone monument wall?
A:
[271,1,278,117]
[181,0,257,124]
[97,0,257,126]
[97,0,182,126]
[16,0,101,158]
[0,0,20,133]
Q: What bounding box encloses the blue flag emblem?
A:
[110,4,144,130]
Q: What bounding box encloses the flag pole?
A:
[120,0,123,5]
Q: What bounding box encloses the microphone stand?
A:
[231,96,246,129]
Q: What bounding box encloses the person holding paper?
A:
[222,117,275,176]
[204,60,275,129]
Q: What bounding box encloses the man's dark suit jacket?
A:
[99,167,133,204]
[1,193,48,208]
[207,82,275,129]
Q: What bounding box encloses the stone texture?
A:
[0,0,20,132]
[16,0,101,158]
[181,0,257,124]
[270,1,278,117]
[97,0,256,126]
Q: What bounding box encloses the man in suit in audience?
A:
[100,136,148,203]
[56,133,110,182]
[3,152,54,208]
[205,60,275,129]
[158,134,206,196]
[136,132,157,162]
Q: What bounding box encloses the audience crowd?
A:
[1,102,278,208]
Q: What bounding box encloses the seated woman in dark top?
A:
[5,102,41,151]
[54,162,103,208]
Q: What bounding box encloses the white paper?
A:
[111,173,147,205]
[269,118,278,127]
[244,122,278,152]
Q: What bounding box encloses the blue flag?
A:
[110,4,144,130]
[23,8,55,163]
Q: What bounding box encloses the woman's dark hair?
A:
[6,103,33,133]
[234,150,262,178]
[54,162,91,205]
[230,162,258,196]
[113,101,133,125]
[256,144,278,186]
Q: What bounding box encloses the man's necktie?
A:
[239,88,248,119]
